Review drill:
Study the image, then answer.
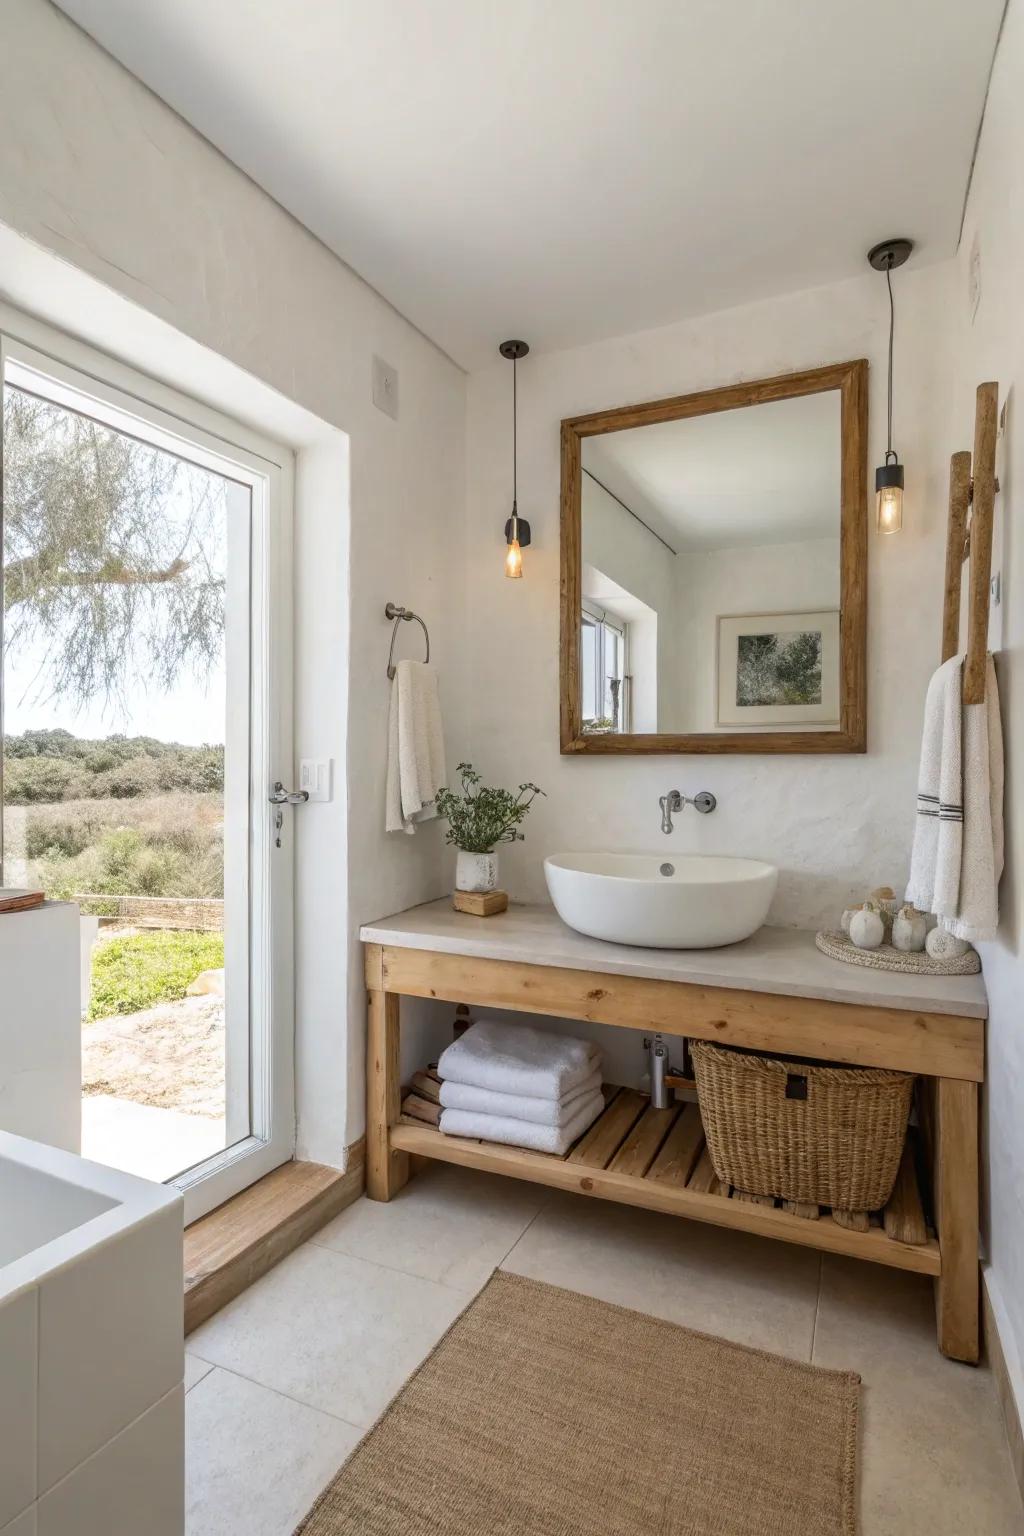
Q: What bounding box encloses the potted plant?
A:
[435,762,544,893]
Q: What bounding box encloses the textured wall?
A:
[952,0,1024,1429]
[464,261,957,928]
[0,0,467,1162]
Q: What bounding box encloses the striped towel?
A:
[906,653,1003,940]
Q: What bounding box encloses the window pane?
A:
[2,380,248,1183]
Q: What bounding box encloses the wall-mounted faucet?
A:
[659,788,717,834]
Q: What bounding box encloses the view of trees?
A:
[4,729,224,804]
[3,384,226,713]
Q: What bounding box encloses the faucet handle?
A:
[693,791,717,815]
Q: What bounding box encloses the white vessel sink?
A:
[544,851,778,949]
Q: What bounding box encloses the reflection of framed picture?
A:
[716,610,840,727]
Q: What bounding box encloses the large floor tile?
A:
[186,1368,359,1536]
[185,1354,215,1393]
[187,1242,468,1427]
[813,1256,1023,1534]
[501,1191,820,1359]
[312,1163,546,1291]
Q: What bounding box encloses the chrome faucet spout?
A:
[659,788,717,833]
[659,791,682,834]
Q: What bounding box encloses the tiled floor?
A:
[185,1163,1024,1535]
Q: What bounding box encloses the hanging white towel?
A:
[945,654,1003,942]
[438,1068,604,1127]
[385,659,446,835]
[437,1018,602,1100]
[906,656,963,916]
[906,654,1003,942]
[439,1089,605,1155]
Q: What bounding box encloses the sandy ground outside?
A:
[82,993,225,1118]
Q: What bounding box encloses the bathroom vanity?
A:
[361,901,986,1363]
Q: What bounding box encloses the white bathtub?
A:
[0,1130,184,1535]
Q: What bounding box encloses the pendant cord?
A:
[886,261,895,460]
[512,354,521,516]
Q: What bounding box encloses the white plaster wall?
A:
[675,536,841,731]
[0,0,468,1162]
[951,0,1024,1428]
[465,261,956,928]
[582,475,675,728]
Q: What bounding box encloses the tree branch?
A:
[4,554,192,605]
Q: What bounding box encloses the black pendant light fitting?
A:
[500,339,530,577]
[868,238,913,534]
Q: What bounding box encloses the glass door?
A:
[0,325,295,1221]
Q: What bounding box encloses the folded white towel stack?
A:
[437,1019,604,1155]
[385,659,446,835]
[906,653,1004,942]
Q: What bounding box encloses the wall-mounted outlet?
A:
[372,355,399,420]
[299,758,333,803]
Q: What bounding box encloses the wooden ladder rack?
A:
[941,381,999,702]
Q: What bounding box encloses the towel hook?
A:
[385,601,430,679]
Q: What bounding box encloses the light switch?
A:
[299,758,332,803]
[372,356,399,419]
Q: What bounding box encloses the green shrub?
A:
[88,930,225,1020]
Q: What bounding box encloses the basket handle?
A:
[784,1072,809,1101]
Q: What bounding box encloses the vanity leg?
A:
[366,973,409,1203]
[933,1077,979,1363]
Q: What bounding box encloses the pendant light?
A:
[868,238,913,534]
[500,340,530,578]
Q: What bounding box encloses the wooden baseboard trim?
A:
[982,1275,1024,1509]
[184,1142,365,1334]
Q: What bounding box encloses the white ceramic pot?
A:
[456,849,499,893]
[892,905,927,952]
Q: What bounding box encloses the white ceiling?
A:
[55,0,1003,370]
[582,392,841,552]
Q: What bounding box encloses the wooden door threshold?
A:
[184,1145,365,1334]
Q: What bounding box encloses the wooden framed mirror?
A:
[560,360,867,754]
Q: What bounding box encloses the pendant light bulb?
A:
[876,455,904,535]
[499,339,530,578]
[868,239,913,537]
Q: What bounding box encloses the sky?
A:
[4,637,226,745]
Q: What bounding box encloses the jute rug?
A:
[295,1270,859,1536]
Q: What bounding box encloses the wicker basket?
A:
[690,1041,914,1210]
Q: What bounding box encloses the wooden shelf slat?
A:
[392,1121,939,1274]
[393,1089,941,1277]
[646,1104,704,1189]
[567,1088,647,1168]
[608,1103,679,1177]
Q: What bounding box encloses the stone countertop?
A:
[359,899,988,1020]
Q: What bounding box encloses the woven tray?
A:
[815,930,980,975]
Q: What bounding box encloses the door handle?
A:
[268,782,310,806]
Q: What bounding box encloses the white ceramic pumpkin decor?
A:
[849,902,885,950]
[455,850,499,893]
[870,885,899,937]
[841,906,862,936]
[892,904,927,952]
[925,925,972,961]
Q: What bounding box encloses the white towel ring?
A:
[385,601,430,679]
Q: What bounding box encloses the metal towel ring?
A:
[385,601,430,679]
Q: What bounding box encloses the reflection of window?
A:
[581,605,630,732]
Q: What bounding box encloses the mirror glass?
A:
[580,390,842,735]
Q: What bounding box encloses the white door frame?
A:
[0,312,296,1222]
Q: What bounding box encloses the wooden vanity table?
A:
[361,901,986,1362]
